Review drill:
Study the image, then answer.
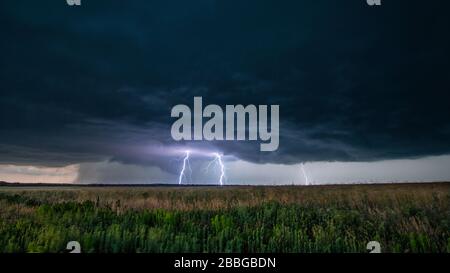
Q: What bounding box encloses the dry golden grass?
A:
[1,182,448,212]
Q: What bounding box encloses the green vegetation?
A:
[0,183,449,253]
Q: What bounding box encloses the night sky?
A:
[1,0,450,184]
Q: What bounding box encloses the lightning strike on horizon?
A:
[300,163,310,185]
[178,150,191,185]
[205,153,226,186]
[215,153,225,186]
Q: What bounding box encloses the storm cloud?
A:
[1,0,450,173]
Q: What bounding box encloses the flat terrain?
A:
[0,183,449,253]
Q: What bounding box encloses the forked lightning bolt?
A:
[178,150,191,185]
[205,153,226,186]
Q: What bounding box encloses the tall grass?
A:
[0,183,449,253]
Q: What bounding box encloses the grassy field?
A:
[0,183,449,253]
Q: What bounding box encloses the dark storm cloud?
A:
[1,0,450,170]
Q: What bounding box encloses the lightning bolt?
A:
[205,153,226,186]
[178,150,191,185]
[214,153,225,186]
[300,163,309,186]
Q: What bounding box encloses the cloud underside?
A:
[0,0,449,171]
